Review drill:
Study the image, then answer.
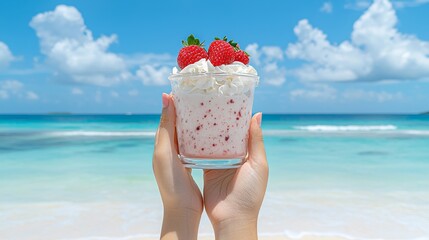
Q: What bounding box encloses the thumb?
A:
[155,93,177,153]
[247,112,266,165]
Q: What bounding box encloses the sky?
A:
[1,0,429,114]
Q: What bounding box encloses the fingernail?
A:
[256,113,262,127]
[162,93,169,108]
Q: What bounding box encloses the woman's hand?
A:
[203,113,268,240]
[153,93,203,240]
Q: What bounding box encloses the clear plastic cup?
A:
[169,73,258,169]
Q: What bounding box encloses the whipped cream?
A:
[170,59,258,95]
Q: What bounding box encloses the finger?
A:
[170,94,180,153]
[174,127,179,153]
[155,93,177,154]
[247,112,266,165]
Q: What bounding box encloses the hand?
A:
[153,93,203,240]
[203,113,268,240]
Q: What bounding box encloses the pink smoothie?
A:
[174,91,254,159]
[170,71,257,161]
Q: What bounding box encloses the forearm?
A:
[213,218,258,240]
[161,208,201,240]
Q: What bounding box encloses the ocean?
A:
[0,114,428,239]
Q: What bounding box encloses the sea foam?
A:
[294,125,398,131]
[47,131,156,137]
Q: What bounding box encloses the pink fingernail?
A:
[256,113,262,127]
[162,93,169,108]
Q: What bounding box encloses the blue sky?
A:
[1,0,429,114]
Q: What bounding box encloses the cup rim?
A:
[168,72,259,80]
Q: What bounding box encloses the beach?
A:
[1,114,429,240]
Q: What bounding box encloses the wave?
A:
[3,128,429,139]
[47,131,156,137]
[294,125,398,131]
[263,129,429,137]
[401,130,429,136]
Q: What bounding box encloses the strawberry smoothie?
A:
[169,59,258,169]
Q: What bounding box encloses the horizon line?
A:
[0,112,427,115]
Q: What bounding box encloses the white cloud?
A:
[0,80,23,92]
[261,46,284,61]
[261,62,287,86]
[0,80,38,100]
[71,87,83,95]
[345,0,372,9]
[290,85,337,101]
[393,0,429,8]
[286,19,370,82]
[132,53,175,86]
[128,89,139,96]
[343,89,403,102]
[287,0,429,83]
[0,42,15,68]
[30,5,130,86]
[26,91,39,100]
[289,84,403,103]
[346,0,429,10]
[321,2,333,13]
[29,5,175,87]
[136,65,170,85]
[245,43,287,86]
[245,44,261,65]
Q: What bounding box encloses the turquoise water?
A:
[1,114,429,239]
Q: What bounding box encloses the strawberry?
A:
[208,37,235,66]
[177,34,208,69]
[229,40,250,65]
[235,50,250,65]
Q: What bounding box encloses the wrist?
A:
[161,208,202,240]
[164,206,203,217]
[213,217,258,240]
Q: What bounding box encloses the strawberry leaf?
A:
[182,34,204,47]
